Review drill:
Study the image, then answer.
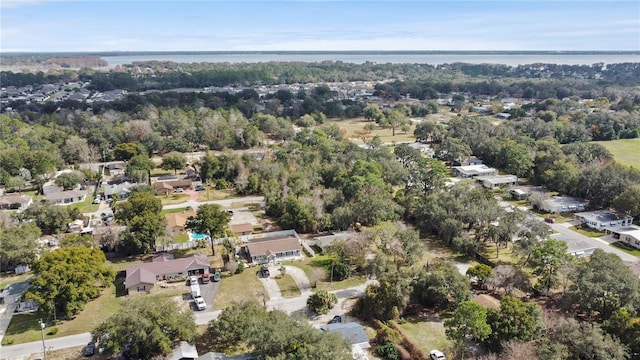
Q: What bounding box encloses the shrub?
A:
[47,327,59,335]
[332,261,351,281]
[376,342,401,360]
[235,262,245,274]
[306,290,337,314]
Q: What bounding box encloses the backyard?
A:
[396,315,453,356]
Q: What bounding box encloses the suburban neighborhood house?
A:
[453,156,483,167]
[538,196,588,214]
[0,195,32,211]
[453,164,498,179]
[229,223,254,236]
[44,190,86,205]
[605,225,640,250]
[320,322,371,350]
[574,210,633,230]
[125,253,210,294]
[475,174,518,189]
[243,235,303,264]
[154,179,193,195]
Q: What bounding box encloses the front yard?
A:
[2,285,122,346]
[569,225,606,238]
[275,274,301,298]
[395,315,453,356]
[213,266,269,309]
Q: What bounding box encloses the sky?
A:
[1,1,639,52]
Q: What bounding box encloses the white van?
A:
[190,284,201,299]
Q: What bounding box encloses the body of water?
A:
[102,52,640,67]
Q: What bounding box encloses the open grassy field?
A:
[396,316,453,355]
[197,188,233,202]
[213,266,268,309]
[593,138,640,168]
[158,193,190,205]
[326,117,416,144]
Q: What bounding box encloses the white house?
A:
[574,210,633,230]
[606,225,640,250]
[475,175,518,189]
[453,164,498,179]
[539,196,588,214]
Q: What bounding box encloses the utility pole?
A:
[39,318,47,360]
[330,260,334,285]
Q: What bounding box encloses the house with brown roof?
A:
[229,223,253,236]
[243,236,302,264]
[0,195,32,211]
[125,253,210,294]
[166,211,197,229]
[155,181,174,196]
[154,179,193,195]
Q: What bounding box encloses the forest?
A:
[1,61,640,359]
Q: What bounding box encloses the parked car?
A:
[201,273,210,284]
[213,270,221,282]
[430,350,446,360]
[258,266,270,278]
[174,188,184,193]
[329,315,342,324]
[84,341,96,356]
[188,276,198,285]
[93,195,101,204]
[544,217,556,223]
[194,296,206,311]
[195,185,205,191]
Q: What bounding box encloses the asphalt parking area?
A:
[187,277,221,312]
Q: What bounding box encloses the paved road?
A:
[547,222,638,262]
[501,201,639,264]
[0,279,372,360]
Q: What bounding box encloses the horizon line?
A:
[3,50,640,56]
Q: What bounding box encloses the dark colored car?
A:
[544,217,556,224]
[84,341,96,357]
[195,185,205,191]
[329,315,342,324]
[258,266,270,278]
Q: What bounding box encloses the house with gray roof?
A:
[574,210,633,230]
[453,164,498,179]
[539,196,588,214]
[0,195,32,211]
[320,322,371,350]
[125,254,210,294]
[244,236,302,264]
[44,190,86,205]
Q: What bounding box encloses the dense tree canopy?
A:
[25,246,114,319]
[92,296,197,360]
[114,191,165,254]
[205,301,352,360]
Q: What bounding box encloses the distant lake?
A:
[102,52,640,67]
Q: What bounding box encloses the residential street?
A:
[0,279,372,360]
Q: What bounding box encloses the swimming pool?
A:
[190,233,211,241]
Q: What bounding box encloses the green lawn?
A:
[275,274,301,298]
[2,285,122,345]
[197,188,234,202]
[529,209,573,223]
[69,195,97,214]
[593,138,640,168]
[213,266,268,309]
[158,194,190,205]
[396,316,453,356]
[160,207,193,216]
[0,273,30,289]
[570,226,605,238]
[610,242,640,257]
